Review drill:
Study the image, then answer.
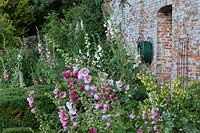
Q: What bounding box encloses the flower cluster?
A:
[58,106,69,131]
[27,90,36,114]
[138,107,163,133]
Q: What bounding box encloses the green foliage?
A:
[0,85,57,132]
[0,0,35,36]
[0,13,18,47]
[138,74,200,132]
[2,127,34,133]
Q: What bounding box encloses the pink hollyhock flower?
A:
[66,79,71,85]
[73,72,78,79]
[116,81,123,91]
[79,86,84,91]
[90,128,97,133]
[154,125,159,132]
[108,88,113,94]
[151,108,158,120]
[137,129,143,133]
[90,86,97,91]
[53,88,59,95]
[84,75,92,84]
[58,111,69,131]
[79,67,89,77]
[124,84,130,91]
[66,102,76,115]
[71,79,77,85]
[73,65,79,73]
[111,94,116,101]
[3,71,9,81]
[94,93,100,100]
[62,71,70,79]
[85,85,91,91]
[101,87,106,93]
[142,110,147,119]
[31,108,36,114]
[27,97,34,108]
[108,79,114,86]
[104,94,110,100]
[59,92,66,98]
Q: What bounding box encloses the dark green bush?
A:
[0,85,57,132]
[2,127,33,133]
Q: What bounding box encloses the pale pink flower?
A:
[29,90,35,96]
[84,75,92,84]
[85,85,90,91]
[116,81,123,91]
[53,88,59,95]
[73,65,79,73]
[108,79,114,86]
[27,97,34,108]
[142,110,147,119]
[79,67,89,77]
[124,84,130,91]
[94,93,100,100]
[90,86,97,91]
[154,125,159,132]
[31,108,36,114]
[59,92,66,98]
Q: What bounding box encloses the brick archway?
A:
[156,5,172,83]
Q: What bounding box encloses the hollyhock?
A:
[53,88,59,95]
[116,81,123,91]
[108,79,114,86]
[85,85,90,91]
[90,128,97,133]
[108,88,113,94]
[79,86,84,91]
[124,84,130,91]
[73,65,79,73]
[59,92,67,98]
[62,71,71,79]
[31,108,37,114]
[66,102,76,115]
[27,97,34,108]
[154,125,159,132]
[58,110,69,131]
[90,86,97,91]
[73,72,78,79]
[137,129,143,133]
[84,75,92,84]
[142,110,147,119]
[79,67,89,77]
[94,93,100,100]
[111,94,116,101]
[101,87,106,93]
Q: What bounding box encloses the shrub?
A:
[0,0,35,36]
[2,127,34,133]
[0,85,56,132]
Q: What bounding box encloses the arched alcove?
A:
[156,5,172,83]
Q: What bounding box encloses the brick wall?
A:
[107,0,200,82]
